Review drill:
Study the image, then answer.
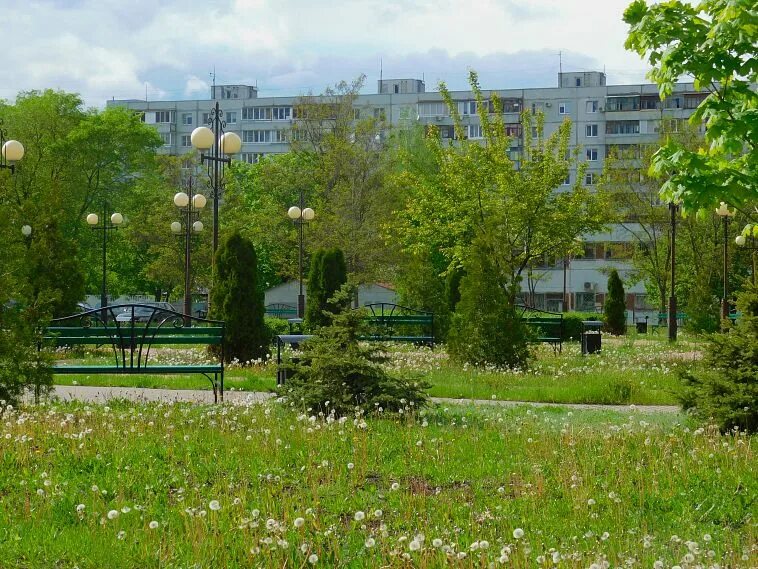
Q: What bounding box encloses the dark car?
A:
[115,302,175,323]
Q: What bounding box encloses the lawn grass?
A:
[50,335,699,405]
[0,401,753,568]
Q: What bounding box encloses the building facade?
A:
[110,71,707,319]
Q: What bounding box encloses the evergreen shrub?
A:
[604,269,627,335]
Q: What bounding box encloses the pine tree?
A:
[604,269,627,335]
[304,249,325,329]
[305,248,347,329]
[210,232,268,363]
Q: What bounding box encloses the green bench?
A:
[44,304,226,402]
[363,303,435,345]
[265,303,298,319]
[518,306,563,353]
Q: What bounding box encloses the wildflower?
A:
[373,509,383,518]
[294,517,305,528]
[121,506,131,514]
[552,551,560,563]
[308,553,318,564]
[432,538,443,548]
[601,532,610,541]
[365,537,376,548]
[149,521,159,529]
[391,482,400,491]
[107,510,119,520]
[653,561,664,569]
[513,528,524,539]
[703,534,712,542]
[354,511,365,522]
[347,463,354,470]
[587,498,596,506]
[117,530,126,540]
[480,540,489,549]
[409,539,421,551]
[76,504,85,513]
[209,500,221,511]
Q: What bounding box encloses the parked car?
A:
[115,302,176,323]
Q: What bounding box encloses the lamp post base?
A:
[298,294,305,319]
[721,298,730,325]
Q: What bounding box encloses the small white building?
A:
[264,281,398,310]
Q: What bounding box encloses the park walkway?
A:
[49,385,680,413]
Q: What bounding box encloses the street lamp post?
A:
[0,120,24,174]
[86,206,123,316]
[287,190,315,318]
[668,202,678,342]
[735,233,758,287]
[190,103,241,254]
[716,202,734,322]
[171,178,206,321]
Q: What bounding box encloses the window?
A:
[468,124,483,139]
[418,102,448,117]
[663,96,682,109]
[273,130,288,143]
[660,118,684,133]
[242,107,272,121]
[585,124,598,137]
[458,101,477,115]
[562,174,571,185]
[559,102,569,115]
[585,172,597,185]
[181,135,191,147]
[439,125,454,139]
[606,96,640,112]
[225,111,237,124]
[241,152,266,164]
[606,120,640,135]
[586,100,598,113]
[373,107,386,120]
[640,95,660,110]
[505,124,522,137]
[685,93,707,109]
[181,158,193,170]
[353,108,361,120]
[586,148,598,161]
[393,84,399,94]
[202,113,210,124]
[159,132,173,146]
[243,130,271,143]
[606,144,640,159]
[155,111,173,123]
[272,107,291,120]
[576,77,581,87]
[182,113,193,126]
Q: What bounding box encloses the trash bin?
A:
[635,317,648,334]
[276,334,313,385]
[581,320,602,355]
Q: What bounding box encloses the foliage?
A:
[264,317,290,339]
[209,232,268,363]
[305,248,347,330]
[0,304,52,405]
[679,284,758,432]
[447,235,534,368]
[624,0,757,224]
[604,269,627,335]
[279,286,429,414]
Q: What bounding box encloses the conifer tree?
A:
[604,269,627,335]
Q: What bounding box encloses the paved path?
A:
[49,386,679,413]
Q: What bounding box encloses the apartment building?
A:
[109,71,707,318]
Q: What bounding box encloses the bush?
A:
[562,312,604,341]
[279,286,429,415]
[679,284,758,432]
[447,239,533,369]
[209,232,268,363]
[0,304,53,404]
[264,317,290,340]
[604,269,627,335]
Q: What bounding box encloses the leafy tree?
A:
[0,304,52,405]
[278,286,429,415]
[209,232,268,363]
[624,0,758,224]
[679,284,758,432]
[604,269,627,335]
[391,71,608,365]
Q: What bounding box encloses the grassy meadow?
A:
[51,334,699,405]
[0,400,754,568]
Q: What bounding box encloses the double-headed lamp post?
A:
[171,181,206,320]
[287,194,315,318]
[1,120,24,174]
[87,207,123,315]
[716,202,735,322]
[190,103,242,254]
[735,233,758,287]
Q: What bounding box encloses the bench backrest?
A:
[363,303,435,342]
[44,304,224,370]
[517,305,564,340]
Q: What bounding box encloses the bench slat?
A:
[52,364,222,374]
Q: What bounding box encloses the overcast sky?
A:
[1,0,655,108]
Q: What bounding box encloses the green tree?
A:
[305,248,347,329]
[624,0,757,223]
[604,269,627,335]
[679,284,758,432]
[279,286,429,415]
[210,232,268,363]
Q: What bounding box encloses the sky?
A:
[0,0,655,108]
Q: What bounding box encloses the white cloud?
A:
[0,0,653,107]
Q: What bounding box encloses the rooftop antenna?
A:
[379,58,383,92]
[210,66,216,98]
[559,51,562,75]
